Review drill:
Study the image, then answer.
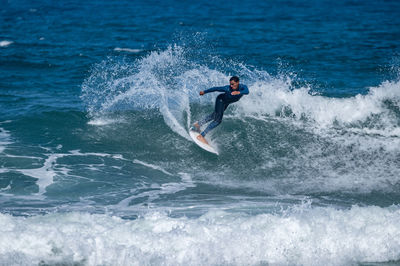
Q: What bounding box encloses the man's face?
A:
[230,80,239,90]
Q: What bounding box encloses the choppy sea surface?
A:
[1,0,400,265]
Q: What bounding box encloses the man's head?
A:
[229,76,239,90]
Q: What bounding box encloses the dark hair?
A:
[230,76,239,82]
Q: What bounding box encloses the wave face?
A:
[81,45,400,195]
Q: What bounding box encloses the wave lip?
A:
[239,78,400,129]
[1,205,400,265]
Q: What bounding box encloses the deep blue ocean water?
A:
[1,0,400,265]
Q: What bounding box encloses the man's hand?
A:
[199,91,205,96]
[231,91,240,95]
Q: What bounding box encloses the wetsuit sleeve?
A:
[239,85,249,95]
[203,86,229,94]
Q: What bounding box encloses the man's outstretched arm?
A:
[200,86,229,95]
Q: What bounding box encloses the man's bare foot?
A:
[192,122,201,132]
[197,134,209,145]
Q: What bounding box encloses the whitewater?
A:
[1,206,400,265]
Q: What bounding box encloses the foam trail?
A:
[133,159,173,176]
[1,205,400,265]
[159,81,191,140]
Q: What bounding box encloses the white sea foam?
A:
[114,47,142,53]
[238,78,400,130]
[0,184,11,191]
[133,159,173,176]
[6,150,127,195]
[0,40,13,47]
[230,76,400,166]
[0,127,12,153]
[1,205,400,265]
[19,154,60,194]
[88,117,125,125]
[117,171,195,209]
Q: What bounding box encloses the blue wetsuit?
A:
[198,84,249,137]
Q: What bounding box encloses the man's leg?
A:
[192,113,213,132]
[199,96,226,137]
[193,94,225,132]
[200,119,221,137]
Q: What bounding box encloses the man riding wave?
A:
[191,76,249,144]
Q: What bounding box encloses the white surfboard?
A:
[189,130,218,155]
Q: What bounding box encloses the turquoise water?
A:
[1,0,400,265]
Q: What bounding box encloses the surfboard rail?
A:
[189,130,219,155]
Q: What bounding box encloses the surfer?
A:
[192,76,249,144]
